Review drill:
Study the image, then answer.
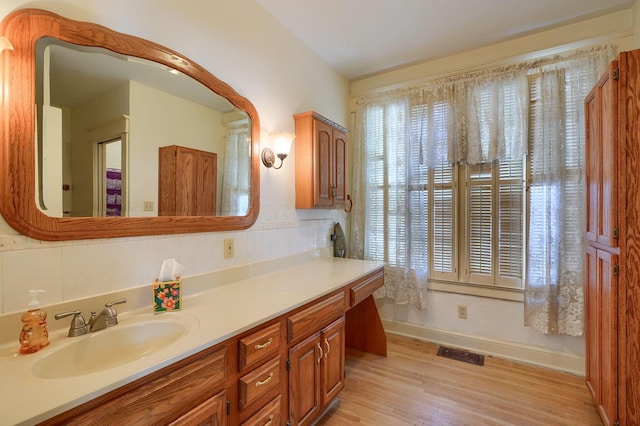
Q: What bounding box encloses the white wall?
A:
[0,0,349,314]
[353,8,635,371]
[70,82,130,216]
[128,81,226,215]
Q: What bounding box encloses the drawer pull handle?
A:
[255,372,273,387]
[324,338,330,357]
[254,338,273,350]
[264,415,274,426]
[317,343,323,364]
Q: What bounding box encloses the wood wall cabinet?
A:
[158,145,217,216]
[584,49,640,426]
[294,111,349,209]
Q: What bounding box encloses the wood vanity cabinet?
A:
[39,266,385,426]
[584,49,640,426]
[158,145,217,216]
[294,111,349,209]
[39,346,228,426]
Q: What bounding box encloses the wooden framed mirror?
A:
[0,8,260,240]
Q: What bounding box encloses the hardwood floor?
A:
[315,334,602,426]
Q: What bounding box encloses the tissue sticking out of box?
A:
[158,258,185,282]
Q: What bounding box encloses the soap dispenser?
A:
[19,290,50,354]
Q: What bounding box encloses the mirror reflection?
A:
[36,38,251,218]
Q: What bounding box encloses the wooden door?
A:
[585,245,599,402]
[196,151,217,216]
[597,62,619,247]
[289,333,321,425]
[333,129,347,207]
[314,119,334,207]
[597,249,618,426]
[321,317,345,406]
[169,390,227,426]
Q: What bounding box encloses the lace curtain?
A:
[351,64,529,309]
[350,45,614,333]
[351,94,429,308]
[524,47,614,336]
[220,125,251,216]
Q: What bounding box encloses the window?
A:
[409,158,525,290]
[365,100,526,291]
[355,46,611,312]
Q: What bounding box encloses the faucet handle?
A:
[104,298,127,325]
[105,298,127,309]
[54,310,89,337]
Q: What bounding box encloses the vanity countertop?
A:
[0,257,384,426]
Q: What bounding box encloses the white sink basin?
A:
[33,319,189,379]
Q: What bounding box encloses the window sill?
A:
[427,280,524,302]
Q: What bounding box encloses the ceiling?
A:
[256,0,634,79]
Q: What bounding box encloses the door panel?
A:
[597,249,618,425]
[585,245,599,402]
[597,63,618,246]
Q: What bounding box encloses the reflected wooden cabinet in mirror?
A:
[0,8,260,240]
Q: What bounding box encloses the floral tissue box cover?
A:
[153,279,181,312]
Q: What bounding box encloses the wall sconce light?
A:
[261,132,295,169]
[0,36,14,53]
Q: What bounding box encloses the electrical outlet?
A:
[457,305,467,320]
[224,238,234,259]
[143,201,154,212]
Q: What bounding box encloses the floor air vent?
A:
[437,346,485,366]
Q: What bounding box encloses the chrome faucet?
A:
[56,298,127,336]
[89,298,127,332]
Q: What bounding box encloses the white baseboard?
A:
[382,319,585,377]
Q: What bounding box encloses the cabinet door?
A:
[314,119,334,207]
[321,317,345,406]
[196,151,217,216]
[289,333,321,425]
[332,129,347,207]
[169,390,227,426]
[597,249,618,425]
[597,62,619,247]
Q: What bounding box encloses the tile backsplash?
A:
[0,219,336,314]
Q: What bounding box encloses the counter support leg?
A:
[345,295,387,357]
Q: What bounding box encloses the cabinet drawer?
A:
[350,270,384,306]
[287,292,345,343]
[169,389,227,426]
[239,356,281,411]
[239,323,281,372]
[241,395,281,426]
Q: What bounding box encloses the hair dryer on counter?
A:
[331,222,346,258]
